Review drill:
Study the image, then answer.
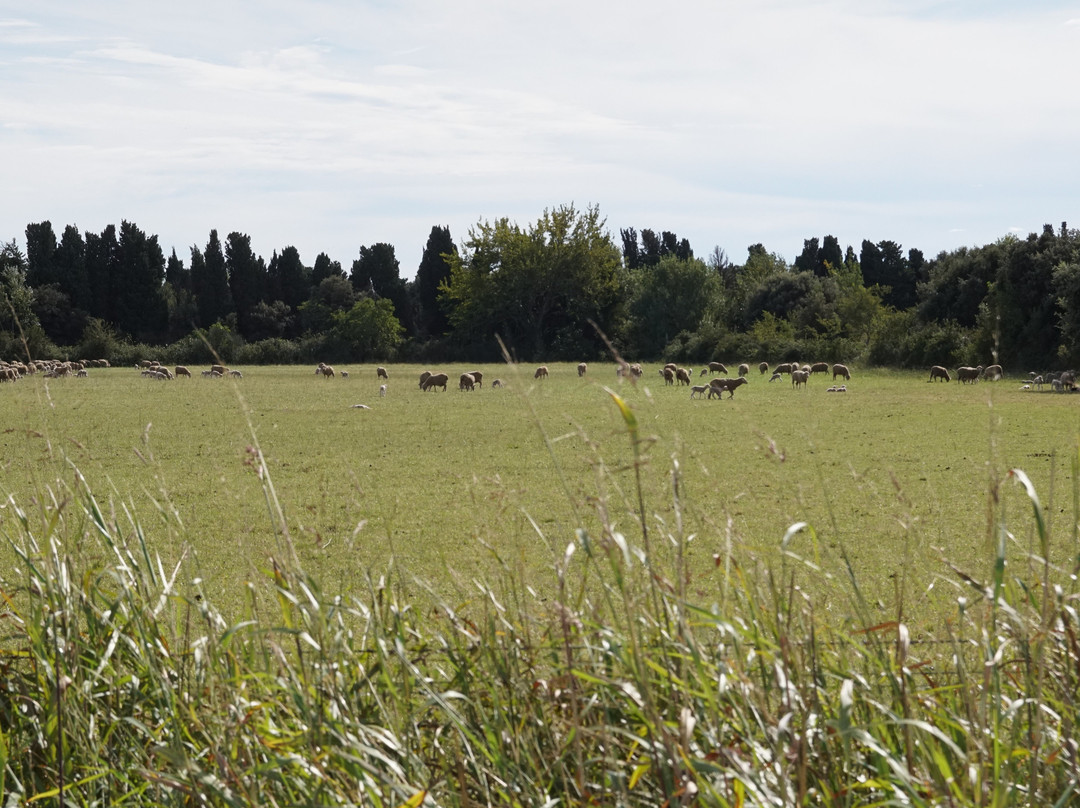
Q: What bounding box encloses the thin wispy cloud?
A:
[3,1,1079,273]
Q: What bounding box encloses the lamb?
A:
[826,385,847,392]
[1032,375,1045,391]
[491,379,503,388]
[832,363,851,381]
[759,362,769,375]
[577,362,587,377]
[459,372,476,391]
[1052,379,1065,393]
[340,370,349,378]
[377,366,389,379]
[422,372,449,391]
[738,363,750,377]
[175,365,192,378]
[810,362,829,375]
[769,372,782,382]
[791,369,809,388]
[929,366,951,382]
[379,384,387,397]
[76,368,88,378]
[690,385,709,399]
[534,366,549,379]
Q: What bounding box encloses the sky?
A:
[3,1,1079,279]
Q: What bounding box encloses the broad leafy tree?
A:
[625,255,723,358]
[441,203,623,360]
[350,243,410,335]
[330,296,404,360]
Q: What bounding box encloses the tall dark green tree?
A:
[620,227,641,270]
[24,221,58,288]
[165,248,190,294]
[794,238,820,275]
[226,232,267,339]
[193,230,232,327]
[85,225,120,324]
[414,225,456,338]
[267,246,309,313]
[311,252,344,286]
[350,243,410,335]
[821,235,844,275]
[115,220,168,342]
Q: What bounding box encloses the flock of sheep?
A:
[0,358,109,380]
[928,364,1080,392]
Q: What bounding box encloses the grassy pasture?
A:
[2,361,1078,632]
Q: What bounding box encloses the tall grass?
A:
[1,378,1078,805]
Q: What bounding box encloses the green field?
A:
[3,361,1078,632]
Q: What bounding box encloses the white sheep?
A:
[379,384,387,397]
[831,363,851,381]
[577,362,587,377]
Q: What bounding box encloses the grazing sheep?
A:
[422,372,449,391]
[708,361,728,374]
[459,372,476,391]
[810,362,829,375]
[1060,370,1076,386]
[492,379,503,388]
[212,364,228,376]
[377,366,388,379]
[676,367,692,385]
[577,362,587,377]
[832,363,851,381]
[175,365,192,378]
[467,370,484,388]
[419,370,432,389]
[341,370,349,378]
[351,404,371,409]
[690,385,709,399]
[957,366,981,384]
[709,377,749,399]
[774,362,794,375]
[1052,379,1065,393]
[534,365,549,379]
[929,366,951,382]
[759,361,769,375]
[791,369,810,388]
[661,367,675,385]
[76,368,88,378]
[738,363,750,377]
[982,364,1003,381]
[379,384,387,397]
[228,369,243,379]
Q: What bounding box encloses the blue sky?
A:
[3,1,1079,278]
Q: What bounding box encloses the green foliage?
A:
[329,296,404,361]
[624,255,723,358]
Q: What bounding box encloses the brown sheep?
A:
[422,372,449,391]
[957,366,981,384]
[676,367,692,385]
[459,372,476,391]
[577,362,587,377]
[738,363,750,377]
[467,370,484,387]
[175,365,192,378]
[759,361,769,375]
[929,366,951,382]
[810,362,829,375]
[982,364,1003,381]
[534,366,549,379]
[377,366,389,379]
[832,363,850,381]
[709,377,749,399]
[212,364,228,376]
[774,362,794,375]
[321,365,335,379]
[419,370,432,389]
[708,361,728,374]
[661,367,675,385]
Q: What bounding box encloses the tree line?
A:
[2,205,1079,371]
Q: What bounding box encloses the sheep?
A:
[982,364,1003,381]
[577,362,587,377]
[467,370,484,388]
[675,367,692,385]
[1032,375,1045,391]
[690,385,709,399]
[228,369,243,379]
[709,377,749,399]
[759,361,769,375]
[422,372,449,391]
[929,366,951,382]
[351,404,371,409]
[341,370,349,378]
[419,370,432,389]
[774,362,794,375]
[791,369,810,389]
[826,385,847,393]
[379,384,387,397]
[212,364,228,376]
[832,363,851,381]
[491,379,503,388]
[534,366,549,379]
[76,368,88,378]
[708,361,728,374]
[957,366,981,384]
[1060,370,1076,386]
[377,366,389,380]
[810,362,830,375]
[321,365,335,379]
[661,367,675,385]
[769,372,782,382]
[459,372,476,391]
[738,363,750,377]
[1052,379,1065,393]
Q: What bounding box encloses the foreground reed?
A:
[1,392,1078,806]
